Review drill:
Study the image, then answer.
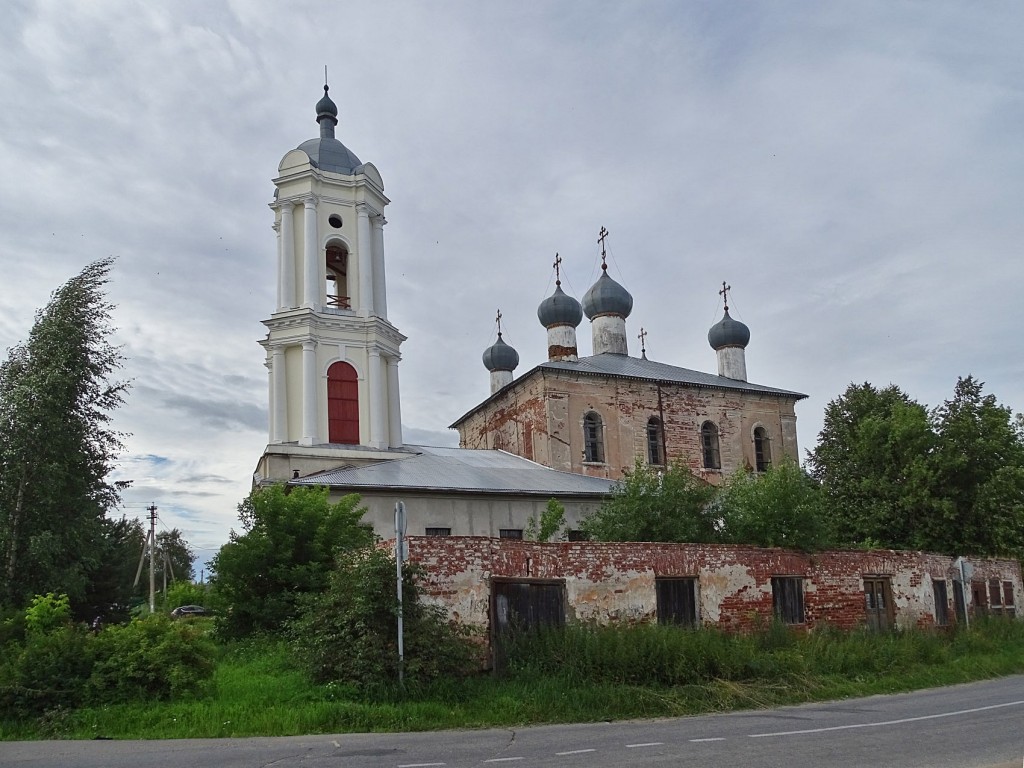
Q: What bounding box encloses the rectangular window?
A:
[1004,582,1016,618]
[771,576,805,624]
[499,528,523,540]
[656,577,698,628]
[424,527,451,537]
[933,580,949,627]
[567,529,589,542]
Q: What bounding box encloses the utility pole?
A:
[148,504,157,613]
[132,504,159,614]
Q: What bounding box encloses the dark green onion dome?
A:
[582,270,633,319]
[297,84,363,175]
[538,284,583,328]
[482,333,520,372]
[708,308,750,349]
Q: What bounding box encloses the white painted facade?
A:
[257,91,406,482]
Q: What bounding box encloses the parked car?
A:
[170,604,211,618]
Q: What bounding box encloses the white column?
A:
[368,348,385,448]
[301,341,318,445]
[273,218,283,311]
[302,197,318,309]
[356,203,374,318]
[271,347,287,443]
[280,203,296,310]
[372,214,388,320]
[386,356,403,447]
[264,355,274,443]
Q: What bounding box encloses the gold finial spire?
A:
[597,226,610,271]
[719,281,731,312]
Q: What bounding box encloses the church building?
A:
[253,85,616,538]
[451,237,807,482]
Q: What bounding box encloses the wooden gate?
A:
[864,577,894,631]
[491,580,565,672]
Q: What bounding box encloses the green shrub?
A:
[291,546,477,693]
[24,593,71,636]
[0,626,92,716]
[87,614,216,702]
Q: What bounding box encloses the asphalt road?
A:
[4,675,1023,768]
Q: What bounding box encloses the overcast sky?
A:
[2,1,1022,574]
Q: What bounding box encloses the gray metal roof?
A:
[297,137,363,175]
[450,353,805,428]
[541,354,806,397]
[290,445,616,497]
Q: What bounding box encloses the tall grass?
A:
[3,618,1024,740]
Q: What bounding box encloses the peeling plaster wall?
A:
[401,538,1023,641]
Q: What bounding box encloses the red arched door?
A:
[327,362,359,444]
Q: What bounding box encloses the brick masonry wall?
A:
[456,370,801,481]
[402,537,1023,636]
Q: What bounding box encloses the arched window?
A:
[583,411,604,463]
[325,243,350,309]
[327,361,359,444]
[701,421,721,470]
[647,417,664,465]
[754,426,771,472]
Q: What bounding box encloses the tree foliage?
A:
[290,546,475,692]
[717,459,827,551]
[581,460,718,543]
[807,377,1024,558]
[0,258,129,610]
[525,498,566,542]
[209,485,374,638]
[156,528,197,585]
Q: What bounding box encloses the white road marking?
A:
[398,764,446,767]
[749,699,1024,738]
[556,749,597,755]
[626,742,664,748]
[483,758,524,763]
[690,737,726,742]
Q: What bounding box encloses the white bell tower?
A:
[257,84,406,480]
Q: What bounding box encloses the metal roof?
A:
[450,353,806,428]
[289,445,616,497]
[541,354,806,397]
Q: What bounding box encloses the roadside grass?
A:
[3,618,1023,740]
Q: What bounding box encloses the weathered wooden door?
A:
[491,580,565,672]
[864,577,894,631]
[656,577,698,627]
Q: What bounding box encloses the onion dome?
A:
[482,333,520,372]
[296,84,363,175]
[582,269,633,320]
[708,308,750,350]
[538,284,583,328]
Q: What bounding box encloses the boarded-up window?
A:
[499,528,523,539]
[647,417,663,466]
[656,577,698,628]
[772,576,804,624]
[327,361,359,444]
[754,427,771,472]
[701,421,721,470]
[583,411,604,463]
[933,580,949,626]
[864,577,894,631]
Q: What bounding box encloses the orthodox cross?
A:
[597,226,610,270]
[553,252,562,285]
[638,327,648,360]
[495,309,504,337]
[719,281,731,312]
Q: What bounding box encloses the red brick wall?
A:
[402,537,1022,636]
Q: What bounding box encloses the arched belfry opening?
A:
[325,242,350,310]
[327,361,359,443]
